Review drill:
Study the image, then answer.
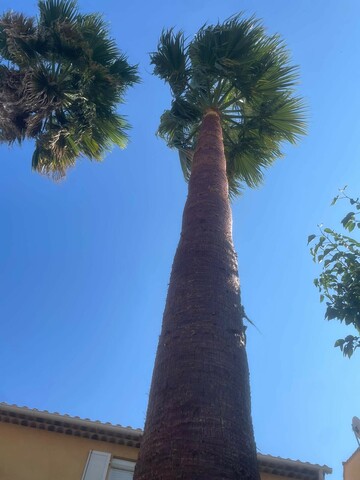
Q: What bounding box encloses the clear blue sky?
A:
[1,1,359,478]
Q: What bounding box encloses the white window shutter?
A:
[108,459,135,480]
[82,450,111,480]
[108,468,134,480]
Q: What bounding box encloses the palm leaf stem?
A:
[187,83,212,106]
[187,83,198,96]
[223,116,242,127]
[222,113,242,119]
[183,127,198,145]
[51,54,57,76]
[55,61,62,76]
[212,78,227,104]
[222,128,237,146]
[57,62,72,80]
[217,84,236,107]
[206,78,211,102]
[188,127,200,145]
[221,94,243,110]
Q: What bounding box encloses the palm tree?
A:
[0,0,138,179]
[134,15,306,480]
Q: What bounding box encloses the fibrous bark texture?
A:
[134,111,260,480]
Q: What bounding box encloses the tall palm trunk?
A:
[134,110,260,480]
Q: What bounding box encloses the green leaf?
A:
[311,188,360,357]
[150,29,188,96]
[341,212,355,228]
[326,307,338,320]
[347,221,355,232]
[307,234,316,245]
[334,339,345,348]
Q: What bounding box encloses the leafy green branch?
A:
[308,187,360,358]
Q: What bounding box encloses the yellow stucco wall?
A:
[0,422,138,480]
[0,421,326,480]
[343,449,360,480]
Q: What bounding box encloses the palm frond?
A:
[157,99,201,152]
[0,66,29,143]
[38,0,78,27]
[0,0,139,178]
[152,13,306,197]
[150,29,188,96]
[79,13,119,66]
[179,148,193,181]
[109,55,140,86]
[32,126,79,179]
[258,95,307,143]
[91,113,129,150]
[0,12,38,66]
[189,15,263,80]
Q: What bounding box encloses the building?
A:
[343,448,360,480]
[0,403,332,480]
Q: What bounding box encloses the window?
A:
[82,450,135,480]
[108,459,135,480]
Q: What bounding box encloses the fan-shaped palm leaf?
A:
[0,0,139,178]
[38,0,78,27]
[151,29,188,96]
[151,14,306,197]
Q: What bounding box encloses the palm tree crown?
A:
[0,0,139,179]
[151,15,306,196]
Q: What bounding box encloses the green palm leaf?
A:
[0,0,139,178]
[151,29,188,96]
[38,0,78,27]
[152,14,306,197]
[0,12,38,66]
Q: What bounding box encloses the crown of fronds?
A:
[0,0,139,179]
[151,15,306,197]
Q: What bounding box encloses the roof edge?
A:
[342,447,360,465]
[257,453,332,474]
[0,402,332,476]
[0,403,141,446]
